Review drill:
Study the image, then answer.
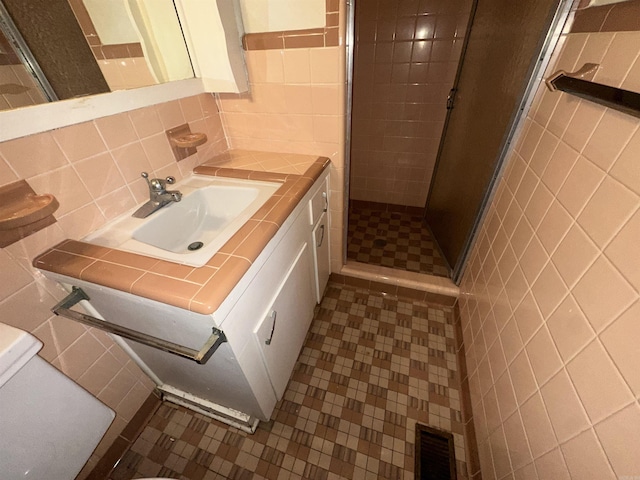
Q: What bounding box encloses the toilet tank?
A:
[0,323,115,479]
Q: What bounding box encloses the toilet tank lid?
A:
[0,323,43,388]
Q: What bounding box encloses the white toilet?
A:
[0,322,115,479]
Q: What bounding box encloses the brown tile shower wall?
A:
[457,4,640,479]
[0,93,227,478]
[349,0,472,207]
[571,0,640,33]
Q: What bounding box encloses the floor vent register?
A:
[415,424,457,480]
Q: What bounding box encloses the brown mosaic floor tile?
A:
[107,283,468,480]
[347,204,450,277]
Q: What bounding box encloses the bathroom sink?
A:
[85,175,281,266]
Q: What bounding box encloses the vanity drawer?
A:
[308,176,329,226]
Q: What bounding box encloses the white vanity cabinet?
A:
[42,169,330,433]
[220,191,317,412]
[308,175,331,303]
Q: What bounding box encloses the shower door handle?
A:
[447,88,457,110]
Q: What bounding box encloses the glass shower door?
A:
[425,0,567,281]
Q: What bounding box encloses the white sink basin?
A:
[85,175,281,266]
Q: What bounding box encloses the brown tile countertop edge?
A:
[33,155,331,316]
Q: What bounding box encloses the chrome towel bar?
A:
[52,287,226,365]
[545,63,640,119]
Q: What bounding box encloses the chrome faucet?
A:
[132,172,182,218]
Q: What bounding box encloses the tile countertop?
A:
[33,150,331,315]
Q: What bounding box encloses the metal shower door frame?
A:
[429,0,577,284]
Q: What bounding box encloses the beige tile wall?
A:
[0,93,227,477]
[349,0,471,207]
[98,57,157,91]
[217,42,347,271]
[458,27,640,479]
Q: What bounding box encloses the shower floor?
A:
[347,201,450,278]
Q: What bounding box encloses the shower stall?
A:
[346,0,568,282]
[347,0,473,278]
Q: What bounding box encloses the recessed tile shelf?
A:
[0,180,59,247]
[170,132,207,149]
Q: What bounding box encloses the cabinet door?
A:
[312,211,330,303]
[253,242,315,399]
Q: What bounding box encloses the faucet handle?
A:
[140,171,159,192]
[141,172,173,192]
[140,171,152,188]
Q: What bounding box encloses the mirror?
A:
[588,0,631,4]
[238,0,326,33]
[0,0,193,112]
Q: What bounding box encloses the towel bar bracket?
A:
[52,287,226,365]
[545,63,640,119]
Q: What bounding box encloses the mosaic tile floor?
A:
[347,205,450,278]
[108,284,467,480]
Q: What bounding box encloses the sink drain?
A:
[188,241,204,251]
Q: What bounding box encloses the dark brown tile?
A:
[247,170,288,183]
[326,0,339,13]
[324,27,340,46]
[570,4,612,33]
[86,437,130,480]
[284,33,325,49]
[601,0,640,32]
[127,43,144,57]
[397,286,427,301]
[103,44,131,59]
[343,275,371,289]
[243,32,285,50]
[91,46,104,60]
[120,393,161,442]
[424,291,457,306]
[326,12,339,27]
